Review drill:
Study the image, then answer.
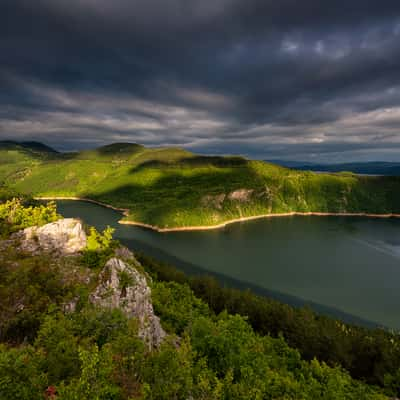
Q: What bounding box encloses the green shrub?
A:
[71,307,129,347]
[34,313,80,383]
[86,226,115,252]
[58,345,121,400]
[80,226,116,269]
[0,254,75,343]
[0,198,59,237]
[0,345,48,400]
[152,281,209,335]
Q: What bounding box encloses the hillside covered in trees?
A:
[1,191,399,399]
[2,141,400,230]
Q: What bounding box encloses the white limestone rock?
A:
[90,257,166,348]
[14,218,87,255]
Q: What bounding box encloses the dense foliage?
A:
[2,142,400,229]
[0,199,395,399]
[0,266,389,400]
[0,185,26,202]
[80,226,116,269]
[138,253,400,393]
[0,196,59,238]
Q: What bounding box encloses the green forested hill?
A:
[1,141,400,229]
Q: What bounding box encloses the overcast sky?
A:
[1,1,400,162]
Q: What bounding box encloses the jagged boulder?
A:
[90,257,166,348]
[13,218,87,255]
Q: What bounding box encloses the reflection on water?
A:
[349,237,400,259]
[56,200,400,330]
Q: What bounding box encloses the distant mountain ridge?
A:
[3,141,398,176]
[267,160,400,176]
[0,140,59,154]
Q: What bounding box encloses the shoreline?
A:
[35,196,130,216]
[36,196,400,233]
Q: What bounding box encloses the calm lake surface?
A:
[56,200,400,330]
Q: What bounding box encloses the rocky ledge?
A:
[12,218,87,255]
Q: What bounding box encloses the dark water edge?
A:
[127,237,381,329]
[50,201,393,328]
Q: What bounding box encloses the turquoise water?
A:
[56,200,400,329]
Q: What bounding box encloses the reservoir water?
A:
[56,200,400,330]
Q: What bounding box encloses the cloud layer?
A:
[1,0,400,161]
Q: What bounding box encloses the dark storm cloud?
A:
[1,0,400,160]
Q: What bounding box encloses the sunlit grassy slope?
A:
[1,141,400,228]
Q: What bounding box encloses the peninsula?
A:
[2,140,400,230]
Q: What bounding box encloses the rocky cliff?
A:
[90,256,166,348]
[6,218,166,348]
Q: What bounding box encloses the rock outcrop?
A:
[13,218,87,255]
[227,188,254,202]
[201,189,254,210]
[90,257,166,348]
[8,218,165,348]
